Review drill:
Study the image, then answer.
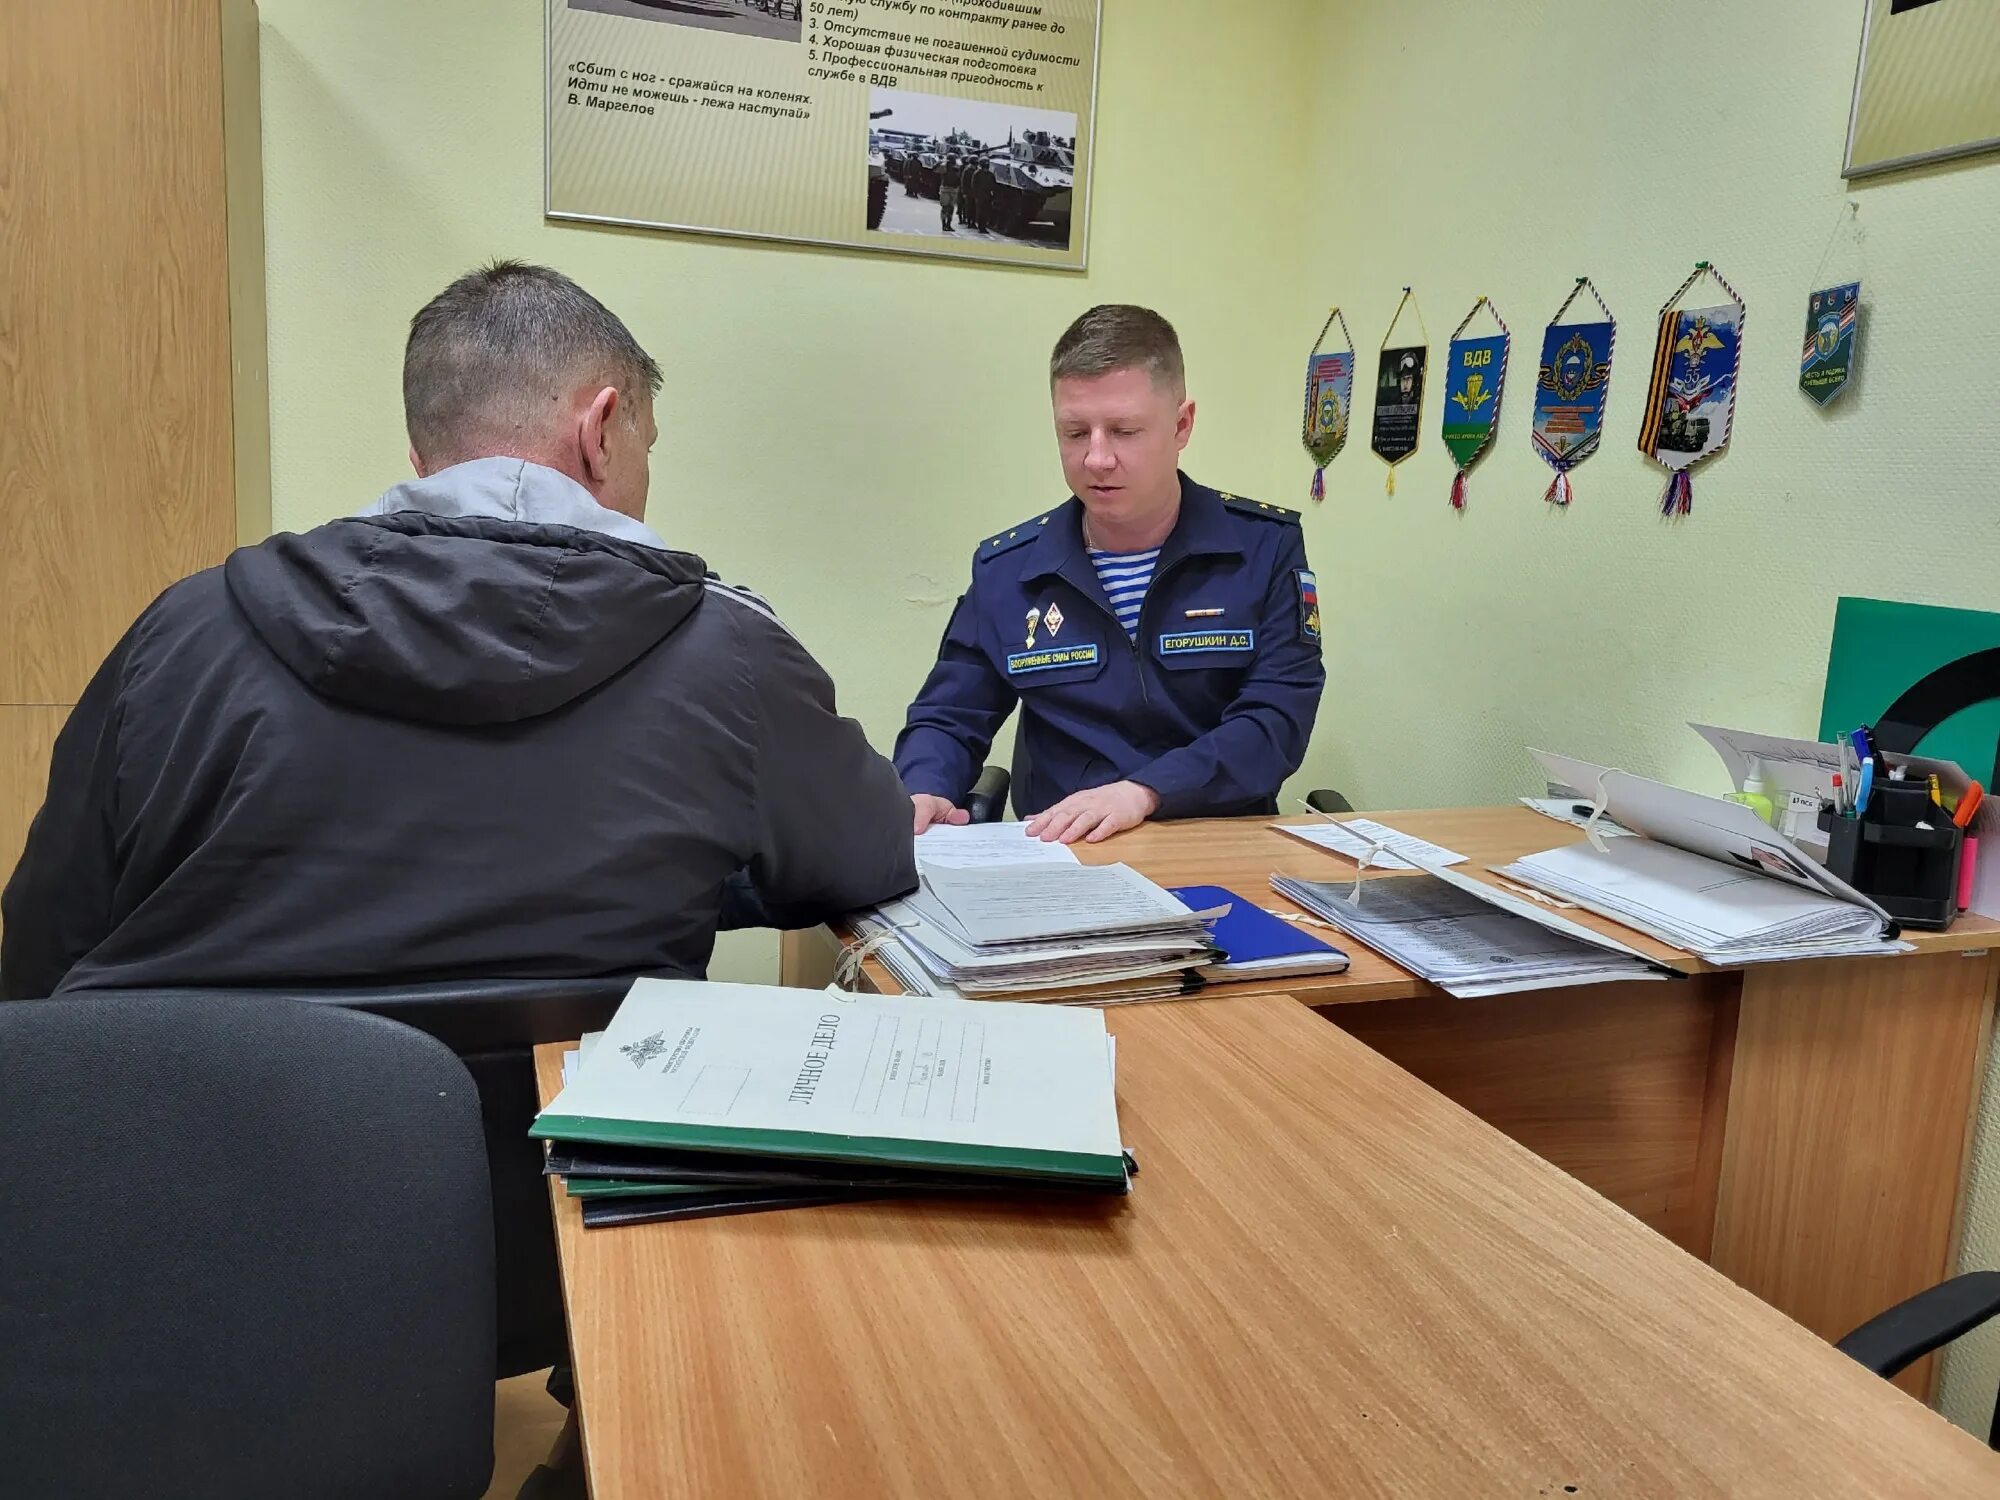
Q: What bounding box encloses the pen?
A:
[1831,773,1846,817]
[1954,782,1985,830]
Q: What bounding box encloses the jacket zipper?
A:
[1126,555,1191,711]
[1067,553,1191,712]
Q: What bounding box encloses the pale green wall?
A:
[256,0,1317,737]
[256,0,1320,982]
[1305,0,2000,1438]
[259,0,2000,1432]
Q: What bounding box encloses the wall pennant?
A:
[1637,261,1745,517]
[1800,281,1860,407]
[1440,296,1510,511]
[1370,287,1428,496]
[1531,278,1616,507]
[1301,307,1356,502]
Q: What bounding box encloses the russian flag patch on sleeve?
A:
[1296,569,1321,646]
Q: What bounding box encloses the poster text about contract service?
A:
[548,0,1101,269]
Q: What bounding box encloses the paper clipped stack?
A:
[537,979,1132,1229]
[850,827,1219,1003]
[1270,862,1665,999]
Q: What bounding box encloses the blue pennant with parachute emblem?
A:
[1530,277,1616,507]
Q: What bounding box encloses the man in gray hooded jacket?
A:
[1,262,917,1395]
[2,261,915,1000]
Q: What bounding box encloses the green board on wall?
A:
[1820,596,2000,782]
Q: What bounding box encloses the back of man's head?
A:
[403,261,661,478]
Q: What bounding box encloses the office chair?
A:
[80,976,639,1381]
[1835,1271,2000,1450]
[966,764,1012,822]
[0,992,495,1500]
[1307,788,1354,816]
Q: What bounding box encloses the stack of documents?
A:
[537,980,1131,1228]
[851,859,1218,1003]
[1511,749,1908,965]
[1498,838,1897,964]
[1270,866,1665,998]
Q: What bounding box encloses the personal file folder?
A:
[534,980,1131,1192]
[1168,886,1350,979]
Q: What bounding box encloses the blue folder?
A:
[1169,885,1351,978]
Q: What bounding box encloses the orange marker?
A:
[1953,782,1985,829]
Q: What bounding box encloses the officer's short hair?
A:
[1050,305,1185,395]
[405,260,662,465]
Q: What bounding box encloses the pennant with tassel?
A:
[1370,288,1428,496]
[1300,307,1355,502]
[1531,278,1616,507]
[1637,261,1745,518]
[1440,296,1510,512]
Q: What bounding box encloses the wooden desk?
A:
[534,1000,2000,1498]
[782,808,2000,1398]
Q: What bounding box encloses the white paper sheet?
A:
[1273,818,1468,870]
[914,822,1081,871]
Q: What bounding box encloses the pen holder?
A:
[1817,783,1963,930]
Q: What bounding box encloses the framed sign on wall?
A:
[546,0,1102,270]
[1844,0,2000,178]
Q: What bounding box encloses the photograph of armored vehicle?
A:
[982,130,1074,244]
[868,108,895,231]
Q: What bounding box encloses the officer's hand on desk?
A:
[912,794,971,834]
[1025,781,1162,846]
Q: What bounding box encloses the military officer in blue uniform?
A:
[896,305,1325,845]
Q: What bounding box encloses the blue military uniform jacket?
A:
[895,474,1325,819]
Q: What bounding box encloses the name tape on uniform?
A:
[1158,630,1256,655]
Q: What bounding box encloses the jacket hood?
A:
[225,464,707,725]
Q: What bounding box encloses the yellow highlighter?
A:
[1929,774,1943,807]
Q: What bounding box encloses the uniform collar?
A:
[1017,472,1241,582]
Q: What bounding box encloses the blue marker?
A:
[1855,757,1876,817]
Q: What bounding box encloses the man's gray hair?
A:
[1049,304,1185,393]
[404,260,662,464]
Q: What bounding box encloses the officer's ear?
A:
[1174,398,1196,453]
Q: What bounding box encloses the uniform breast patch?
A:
[1158,630,1255,655]
[1296,569,1321,645]
[1006,643,1101,675]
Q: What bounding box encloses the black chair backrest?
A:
[0,993,496,1500]
[69,975,639,1056]
[70,977,640,1380]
